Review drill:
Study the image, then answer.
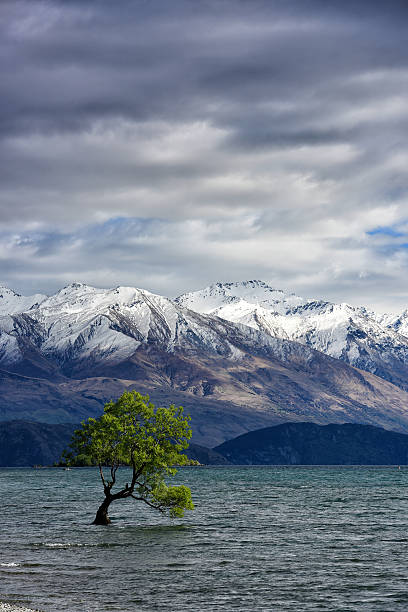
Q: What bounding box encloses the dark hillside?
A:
[214,422,408,465]
[0,421,76,467]
[0,421,224,467]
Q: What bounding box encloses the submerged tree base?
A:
[92,503,111,525]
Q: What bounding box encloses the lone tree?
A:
[65,391,194,525]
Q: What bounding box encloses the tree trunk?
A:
[93,497,112,525]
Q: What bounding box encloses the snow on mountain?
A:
[2,278,408,391]
[0,287,47,366]
[0,329,20,365]
[0,286,47,315]
[2,279,408,383]
[0,282,257,371]
[176,280,408,390]
[177,280,304,315]
[378,310,408,338]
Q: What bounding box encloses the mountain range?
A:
[177,280,408,391]
[1,280,408,447]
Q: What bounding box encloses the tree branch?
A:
[98,463,106,488]
[110,462,118,487]
[130,458,146,492]
[130,494,166,513]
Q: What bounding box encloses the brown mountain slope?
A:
[103,346,408,440]
[3,338,408,447]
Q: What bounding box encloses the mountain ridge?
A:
[2,280,408,446]
[176,280,408,391]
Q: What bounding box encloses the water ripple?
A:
[2,466,408,611]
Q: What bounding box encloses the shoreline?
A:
[0,603,42,611]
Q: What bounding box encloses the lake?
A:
[1,466,408,611]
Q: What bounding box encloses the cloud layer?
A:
[1,0,408,311]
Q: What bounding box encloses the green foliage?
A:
[71,453,95,467]
[180,458,200,466]
[65,391,194,520]
[151,483,194,518]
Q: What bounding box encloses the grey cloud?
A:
[1,0,408,310]
[0,214,405,314]
[1,0,407,138]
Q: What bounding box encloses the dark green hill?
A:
[0,420,76,467]
[4,420,408,467]
[184,443,230,465]
[214,422,408,465]
[0,420,225,467]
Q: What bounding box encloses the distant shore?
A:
[0,603,42,611]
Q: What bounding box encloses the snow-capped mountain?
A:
[2,280,408,444]
[0,282,258,373]
[0,286,46,315]
[177,280,408,390]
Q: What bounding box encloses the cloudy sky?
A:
[1,0,408,312]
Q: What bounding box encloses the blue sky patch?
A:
[367,226,406,238]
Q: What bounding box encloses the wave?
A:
[42,542,83,548]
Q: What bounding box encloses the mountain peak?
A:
[176,280,304,315]
[60,282,93,292]
[214,279,281,292]
[0,286,47,315]
[51,282,100,298]
[0,286,20,297]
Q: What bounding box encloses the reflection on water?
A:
[1,466,408,611]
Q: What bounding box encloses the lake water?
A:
[1,466,408,611]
